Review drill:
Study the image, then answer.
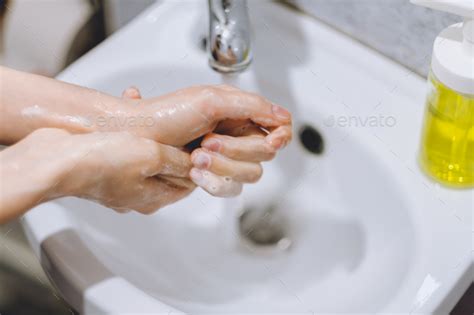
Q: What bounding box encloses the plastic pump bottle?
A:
[411,0,474,188]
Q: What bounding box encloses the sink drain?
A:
[238,205,291,251]
[299,124,324,155]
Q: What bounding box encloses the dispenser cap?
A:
[411,0,474,95]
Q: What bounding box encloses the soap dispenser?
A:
[411,0,474,187]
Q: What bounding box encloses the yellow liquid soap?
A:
[419,72,474,188]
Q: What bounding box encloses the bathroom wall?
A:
[1,0,90,75]
[286,0,459,77]
[103,0,155,34]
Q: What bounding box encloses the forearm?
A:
[0,66,129,144]
[0,145,65,223]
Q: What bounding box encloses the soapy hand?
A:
[0,128,195,222]
[54,130,195,213]
[121,85,292,147]
[190,120,291,197]
[120,86,292,197]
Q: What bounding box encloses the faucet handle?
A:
[208,0,252,73]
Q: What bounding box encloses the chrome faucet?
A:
[208,0,252,73]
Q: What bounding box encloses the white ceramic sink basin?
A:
[23,1,472,314]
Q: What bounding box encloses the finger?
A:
[201,133,276,162]
[121,86,142,99]
[207,86,291,127]
[189,168,242,197]
[201,124,291,162]
[191,149,263,183]
[143,140,193,178]
[265,124,293,150]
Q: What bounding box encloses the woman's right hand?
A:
[55,129,195,213]
[0,128,195,222]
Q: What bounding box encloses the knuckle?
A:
[195,88,219,120]
[190,148,204,160]
[191,148,212,169]
[138,138,162,167]
[202,134,224,151]
[248,92,266,105]
[199,85,220,100]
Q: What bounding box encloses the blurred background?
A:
[0,0,472,314]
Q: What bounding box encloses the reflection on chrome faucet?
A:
[208,0,252,73]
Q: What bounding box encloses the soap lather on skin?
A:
[21,105,44,117]
[21,105,92,131]
[190,168,243,197]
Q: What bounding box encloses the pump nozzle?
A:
[411,0,474,94]
[411,0,474,44]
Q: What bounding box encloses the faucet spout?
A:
[208,0,252,73]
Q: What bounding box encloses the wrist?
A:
[6,129,88,202]
[25,133,81,201]
[90,93,139,133]
[98,99,156,139]
[44,133,98,199]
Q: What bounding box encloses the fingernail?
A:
[203,139,221,152]
[272,104,291,121]
[193,152,211,168]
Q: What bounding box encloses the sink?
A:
[22,1,473,314]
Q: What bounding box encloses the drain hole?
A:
[299,125,324,154]
[238,206,290,250]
